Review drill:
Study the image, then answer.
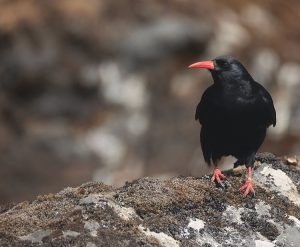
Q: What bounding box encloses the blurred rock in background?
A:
[0,0,300,203]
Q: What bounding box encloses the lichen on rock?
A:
[0,153,299,246]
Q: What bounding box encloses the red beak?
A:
[188,60,214,70]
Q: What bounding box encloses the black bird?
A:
[189,56,276,196]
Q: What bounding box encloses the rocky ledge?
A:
[0,153,299,247]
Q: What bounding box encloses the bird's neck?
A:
[212,73,255,97]
[211,64,254,85]
[211,71,253,84]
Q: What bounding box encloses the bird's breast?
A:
[211,95,262,126]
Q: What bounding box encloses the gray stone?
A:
[1,154,299,246]
[19,230,50,243]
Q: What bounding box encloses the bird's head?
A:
[189,56,252,83]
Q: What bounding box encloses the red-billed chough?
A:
[189,56,276,197]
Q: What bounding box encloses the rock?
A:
[19,230,51,244]
[0,153,299,246]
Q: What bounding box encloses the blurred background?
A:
[0,0,300,204]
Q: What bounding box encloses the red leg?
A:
[239,167,255,197]
[211,168,225,184]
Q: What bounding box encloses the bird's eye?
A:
[218,60,229,67]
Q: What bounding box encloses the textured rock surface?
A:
[0,153,299,246]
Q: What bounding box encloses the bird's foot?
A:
[211,168,225,184]
[239,179,255,197]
